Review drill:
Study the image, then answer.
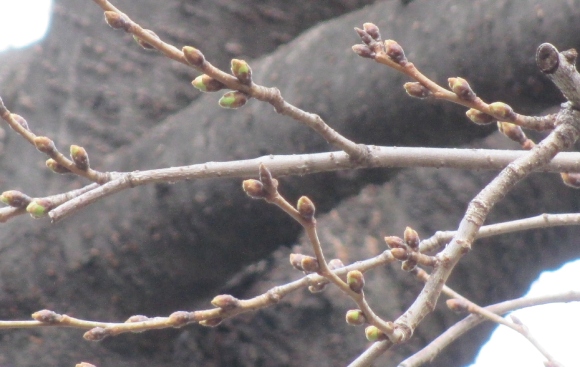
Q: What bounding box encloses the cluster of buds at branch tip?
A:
[404,82,431,99]
[211,294,240,311]
[133,29,159,51]
[231,59,252,85]
[10,113,30,131]
[192,75,226,92]
[297,196,316,221]
[103,11,130,32]
[46,159,71,174]
[31,309,63,324]
[26,198,54,219]
[448,77,476,101]
[70,145,90,170]
[466,108,495,125]
[488,102,516,121]
[219,91,249,109]
[347,270,365,293]
[365,325,386,342]
[384,40,407,65]
[345,309,367,326]
[1,190,32,208]
[33,136,56,155]
[182,46,206,67]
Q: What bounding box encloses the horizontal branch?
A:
[47,146,580,222]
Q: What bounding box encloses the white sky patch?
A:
[0,0,52,51]
[468,259,580,367]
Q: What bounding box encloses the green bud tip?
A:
[26,201,48,218]
[466,108,495,125]
[231,59,252,84]
[218,91,248,109]
[182,46,205,67]
[346,309,366,326]
[365,325,383,342]
[488,102,515,121]
[191,75,225,93]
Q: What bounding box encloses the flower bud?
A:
[46,159,71,174]
[384,40,407,65]
[289,253,305,271]
[219,91,248,109]
[297,196,315,220]
[354,27,373,45]
[300,256,320,273]
[351,44,376,59]
[346,309,366,326]
[211,294,240,310]
[390,247,408,261]
[365,325,385,342]
[497,121,526,143]
[466,108,495,125]
[404,226,420,250]
[1,190,32,208]
[448,77,476,101]
[403,82,431,98]
[83,327,110,341]
[384,236,405,249]
[192,74,226,92]
[242,179,266,199]
[169,311,194,327]
[347,270,365,293]
[26,198,54,218]
[488,102,516,121]
[70,145,90,170]
[104,11,130,32]
[363,23,381,41]
[231,59,252,85]
[34,136,56,155]
[31,309,62,324]
[183,46,205,67]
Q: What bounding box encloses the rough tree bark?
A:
[0,0,578,366]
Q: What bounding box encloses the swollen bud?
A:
[211,294,240,310]
[289,253,306,271]
[446,298,469,313]
[183,46,206,67]
[384,236,405,249]
[11,114,30,131]
[168,311,194,327]
[390,248,408,261]
[34,136,56,155]
[192,75,226,92]
[448,77,476,101]
[219,91,248,109]
[352,44,376,59]
[83,327,110,341]
[347,270,365,293]
[363,23,381,41]
[466,108,495,125]
[296,196,315,220]
[384,40,407,65]
[345,309,366,326]
[354,27,373,45]
[231,59,252,85]
[403,82,431,98]
[133,29,159,51]
[300,256,320,273]
[488,102,516,121]
[1,190,32,208]
[31,309,63,324]
[242,179,266,199]
[26,198,54,218]
[104,11,130,32]
[70,145,90,170]
[404,226,420,250]
[365,325,385,342]
[46,159,71,174]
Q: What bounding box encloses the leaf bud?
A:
[365,325,385,342]
[11,114,30,131]
[199,317,223,327]
[488,102,516,121]
[354,27,373,45]
[31,309,62,324]
[83,327,110,341]
[192,74,226,92]
[347,270,365,293]
[404,226,420,250]
[403,82,431,98]
[34,136,56,155]
[231,59,252,85]
[182,46,205,67]
[384,236,405,249]
[345,309,366,326]
[297,196,315,220]
[46,159,71,174]
[352,44,376,59]
[384,40,407,65]
[1,190,32,208]
[448,77,476,101]
[300,256,320,273]
[211,294,240,310]
[26,198,54,218]
[70,145,90,171]
[133,29,159,51]
[104,11,130,32]
[219,91,248,109]
[242,179,266,199]
[363,23,381,41]
[466,108,495,125]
